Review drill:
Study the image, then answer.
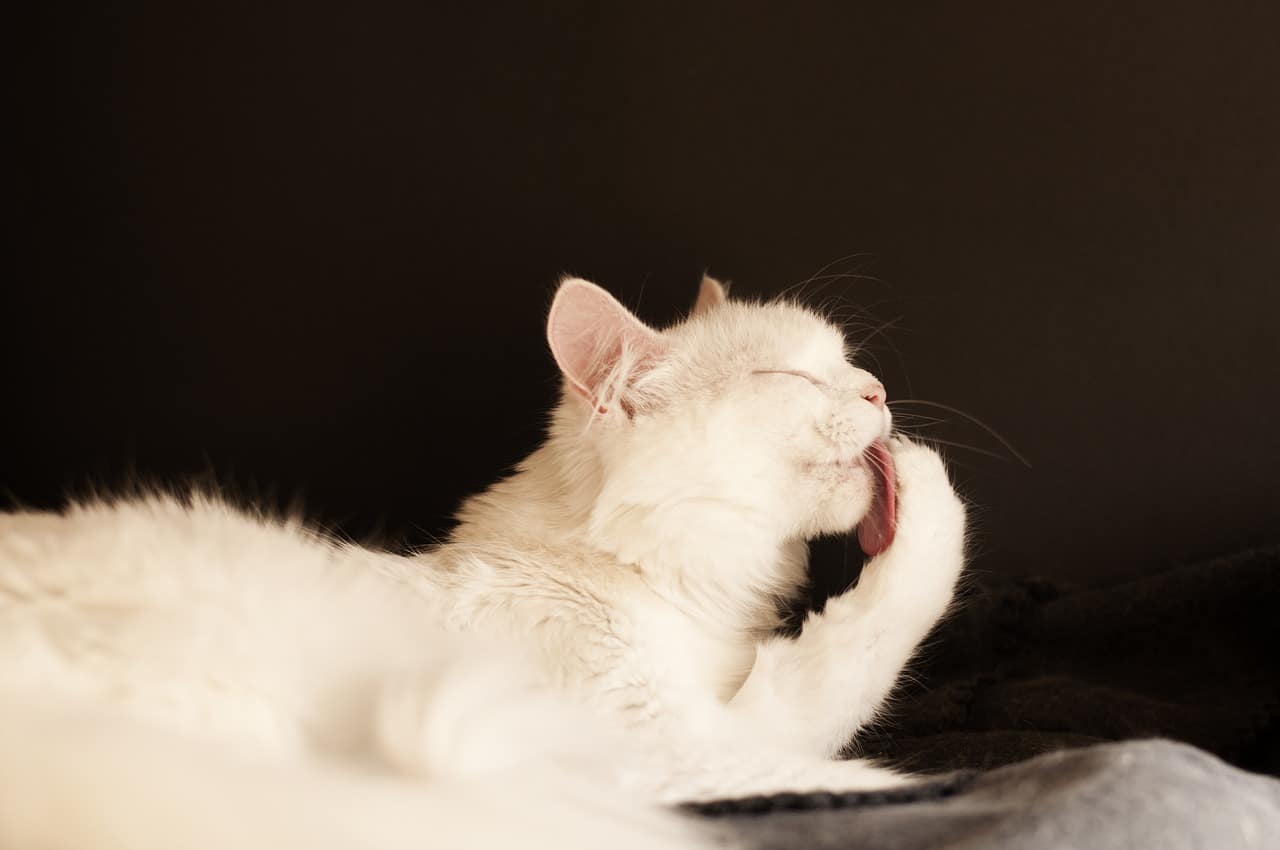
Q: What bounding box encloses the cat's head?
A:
[545,276,895,556]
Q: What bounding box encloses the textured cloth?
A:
[706,739,1280,850]
[809,545,1280,776]
[702,546,1280,847]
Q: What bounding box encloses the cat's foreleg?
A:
[729,438,966,757]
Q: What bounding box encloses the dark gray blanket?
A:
[701,545,1280,847]
[706,739,1280,850]
[815,545,1280,776]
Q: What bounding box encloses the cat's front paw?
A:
[886,437,966,548]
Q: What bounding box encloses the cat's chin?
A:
[804,457,872,481]
[802,479,877,538]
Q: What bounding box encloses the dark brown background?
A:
[9,3,1279,585]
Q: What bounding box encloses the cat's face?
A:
[548,277,893,547]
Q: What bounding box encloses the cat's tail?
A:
[0,693,712,850]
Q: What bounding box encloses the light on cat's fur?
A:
[0,273,966,849]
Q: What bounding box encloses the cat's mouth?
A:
[856,440,897,557]
[809,441,897,556]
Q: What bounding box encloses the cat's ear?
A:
[547,278,667,415]
[691,274,729,315]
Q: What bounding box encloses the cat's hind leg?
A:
[636,739,913,804]
[0,688,711,850]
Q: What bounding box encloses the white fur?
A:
[0,275,966,847]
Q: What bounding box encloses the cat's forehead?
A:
[668,300,848,365]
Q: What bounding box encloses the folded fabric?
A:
[704,739,1280,850]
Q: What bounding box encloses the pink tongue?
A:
[856,440,897,556]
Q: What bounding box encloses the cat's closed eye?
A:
[752,369,826,387]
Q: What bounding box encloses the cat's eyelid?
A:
[751,368,826,386]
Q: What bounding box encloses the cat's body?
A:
[0,276,967,848]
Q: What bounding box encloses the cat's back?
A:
[0,496,392,620]
[3,497,323,596]
[0,496,438,752]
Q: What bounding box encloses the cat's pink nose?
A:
[861,381,886,409]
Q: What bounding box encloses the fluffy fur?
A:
[0,274,967,847]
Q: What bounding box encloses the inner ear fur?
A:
[546,277,667,415]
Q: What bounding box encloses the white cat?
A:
[0,275,966,849]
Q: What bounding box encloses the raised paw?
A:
[885,437,966,546]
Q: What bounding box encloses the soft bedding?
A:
[703,739,1279,849]
[704,546,1280,848]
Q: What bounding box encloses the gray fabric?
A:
[707,740,1280,849]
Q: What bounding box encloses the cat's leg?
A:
[729,438,966,758]
[0,692,710,850]
[642,745,911,803]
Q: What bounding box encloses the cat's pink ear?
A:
[691,274,729,315]
[547,278,667,414]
